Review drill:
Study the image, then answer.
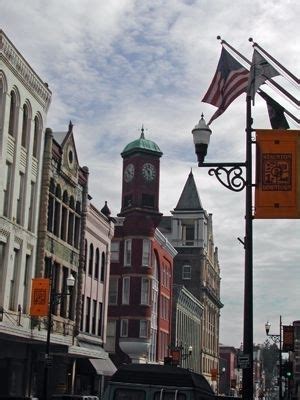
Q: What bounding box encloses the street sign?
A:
[238,353,250,369]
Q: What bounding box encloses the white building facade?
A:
[0,30,51,397]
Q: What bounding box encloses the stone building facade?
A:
[160,170,223,386]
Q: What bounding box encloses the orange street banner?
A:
[30,278,50,316]
[255,129,300,218]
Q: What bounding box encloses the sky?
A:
[1,0,300,348]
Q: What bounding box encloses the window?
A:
[124,239,132,266]
[154,391,186,400]
[16,172,25,225]
[109,277,118,304]
[182,222,195,245]
[8,90,17,137]
[106,320,116,353]
[140,320,149,338]
[28,181,36,232]
[100,251,105,281]
[80,296,84,331]
[33,116,39,158]
[97,302,103,336]
[142,239,151,266]
[9,248,20,311]
[141,277,150,305]
[3,162,12,217]
[94,248,100,279]
[92,300,97,334]
[115,389,146,400]
[0,242,6,296]
[182,264,192,280]
[88,243,94,276]
[85,297,91,333]
[142,193,154,207]
[120,319,128,337]
[122,277,130,304]
[111,241,120,262]
[21,103,29,148]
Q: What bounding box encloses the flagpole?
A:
[248,39,300,107]
[218,37,299,125]
[250,38,299,85]
[243,93,254,400]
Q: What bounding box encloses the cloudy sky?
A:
[2,0,300,347]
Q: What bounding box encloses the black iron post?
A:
[43,283,53,400]
[265,316,282,400]
[42,263,75,400]
[192,97,254,399]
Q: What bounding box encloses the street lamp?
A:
[265,316,282,400]
[192,107,254,400]
[43,271,75,400]
[168,343,193,366]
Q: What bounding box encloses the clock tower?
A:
[120,127,163,228]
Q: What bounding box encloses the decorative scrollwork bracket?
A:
[200,162,247,192]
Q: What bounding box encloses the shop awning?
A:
[69,340,108,359]
[90,357,117,377]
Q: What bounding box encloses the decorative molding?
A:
[0,30,51,111]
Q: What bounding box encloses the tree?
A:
[261,340,279,388]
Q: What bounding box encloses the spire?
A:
[68,120,73,133]
[140,125,145,139]
[101,201,111,217]
[174,170,203,211]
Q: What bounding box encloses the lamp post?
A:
[192,105,254,400]
[168,343,193,367]
[265,316,282,400]
[43,271,75,400]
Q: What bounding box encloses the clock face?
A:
[142,163,156,181]
[124,163,135,182]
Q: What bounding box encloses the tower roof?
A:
[121,127,163,158]
[174,170,203,211]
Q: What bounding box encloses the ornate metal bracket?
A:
[201,162,247,192]
[267,333,280,344]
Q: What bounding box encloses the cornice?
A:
[0,30,52,111]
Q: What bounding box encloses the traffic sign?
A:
[238,353,250,369]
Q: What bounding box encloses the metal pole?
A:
[279,316,283,400]
[43,260,53,400]
[242,94,254,400]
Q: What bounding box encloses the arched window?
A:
[84,239,87,272]
[8,90,17,137]
[100,252,105,282]
[68,196,75,245]
[33,116,39,158]
[94,248,100,280]
[47,179,55,232]
[74,201,81,249]
[61,191,68,241]
[21,103,29,148]
[53,185,61,237]
[88,243,94,276]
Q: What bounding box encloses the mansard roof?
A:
[174,170,203,211]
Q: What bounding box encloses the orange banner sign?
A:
[255,129,300,218]
[30,278,50,316]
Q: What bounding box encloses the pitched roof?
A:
[174,170,203,211]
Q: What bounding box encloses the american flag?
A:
[202,47,249,125]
